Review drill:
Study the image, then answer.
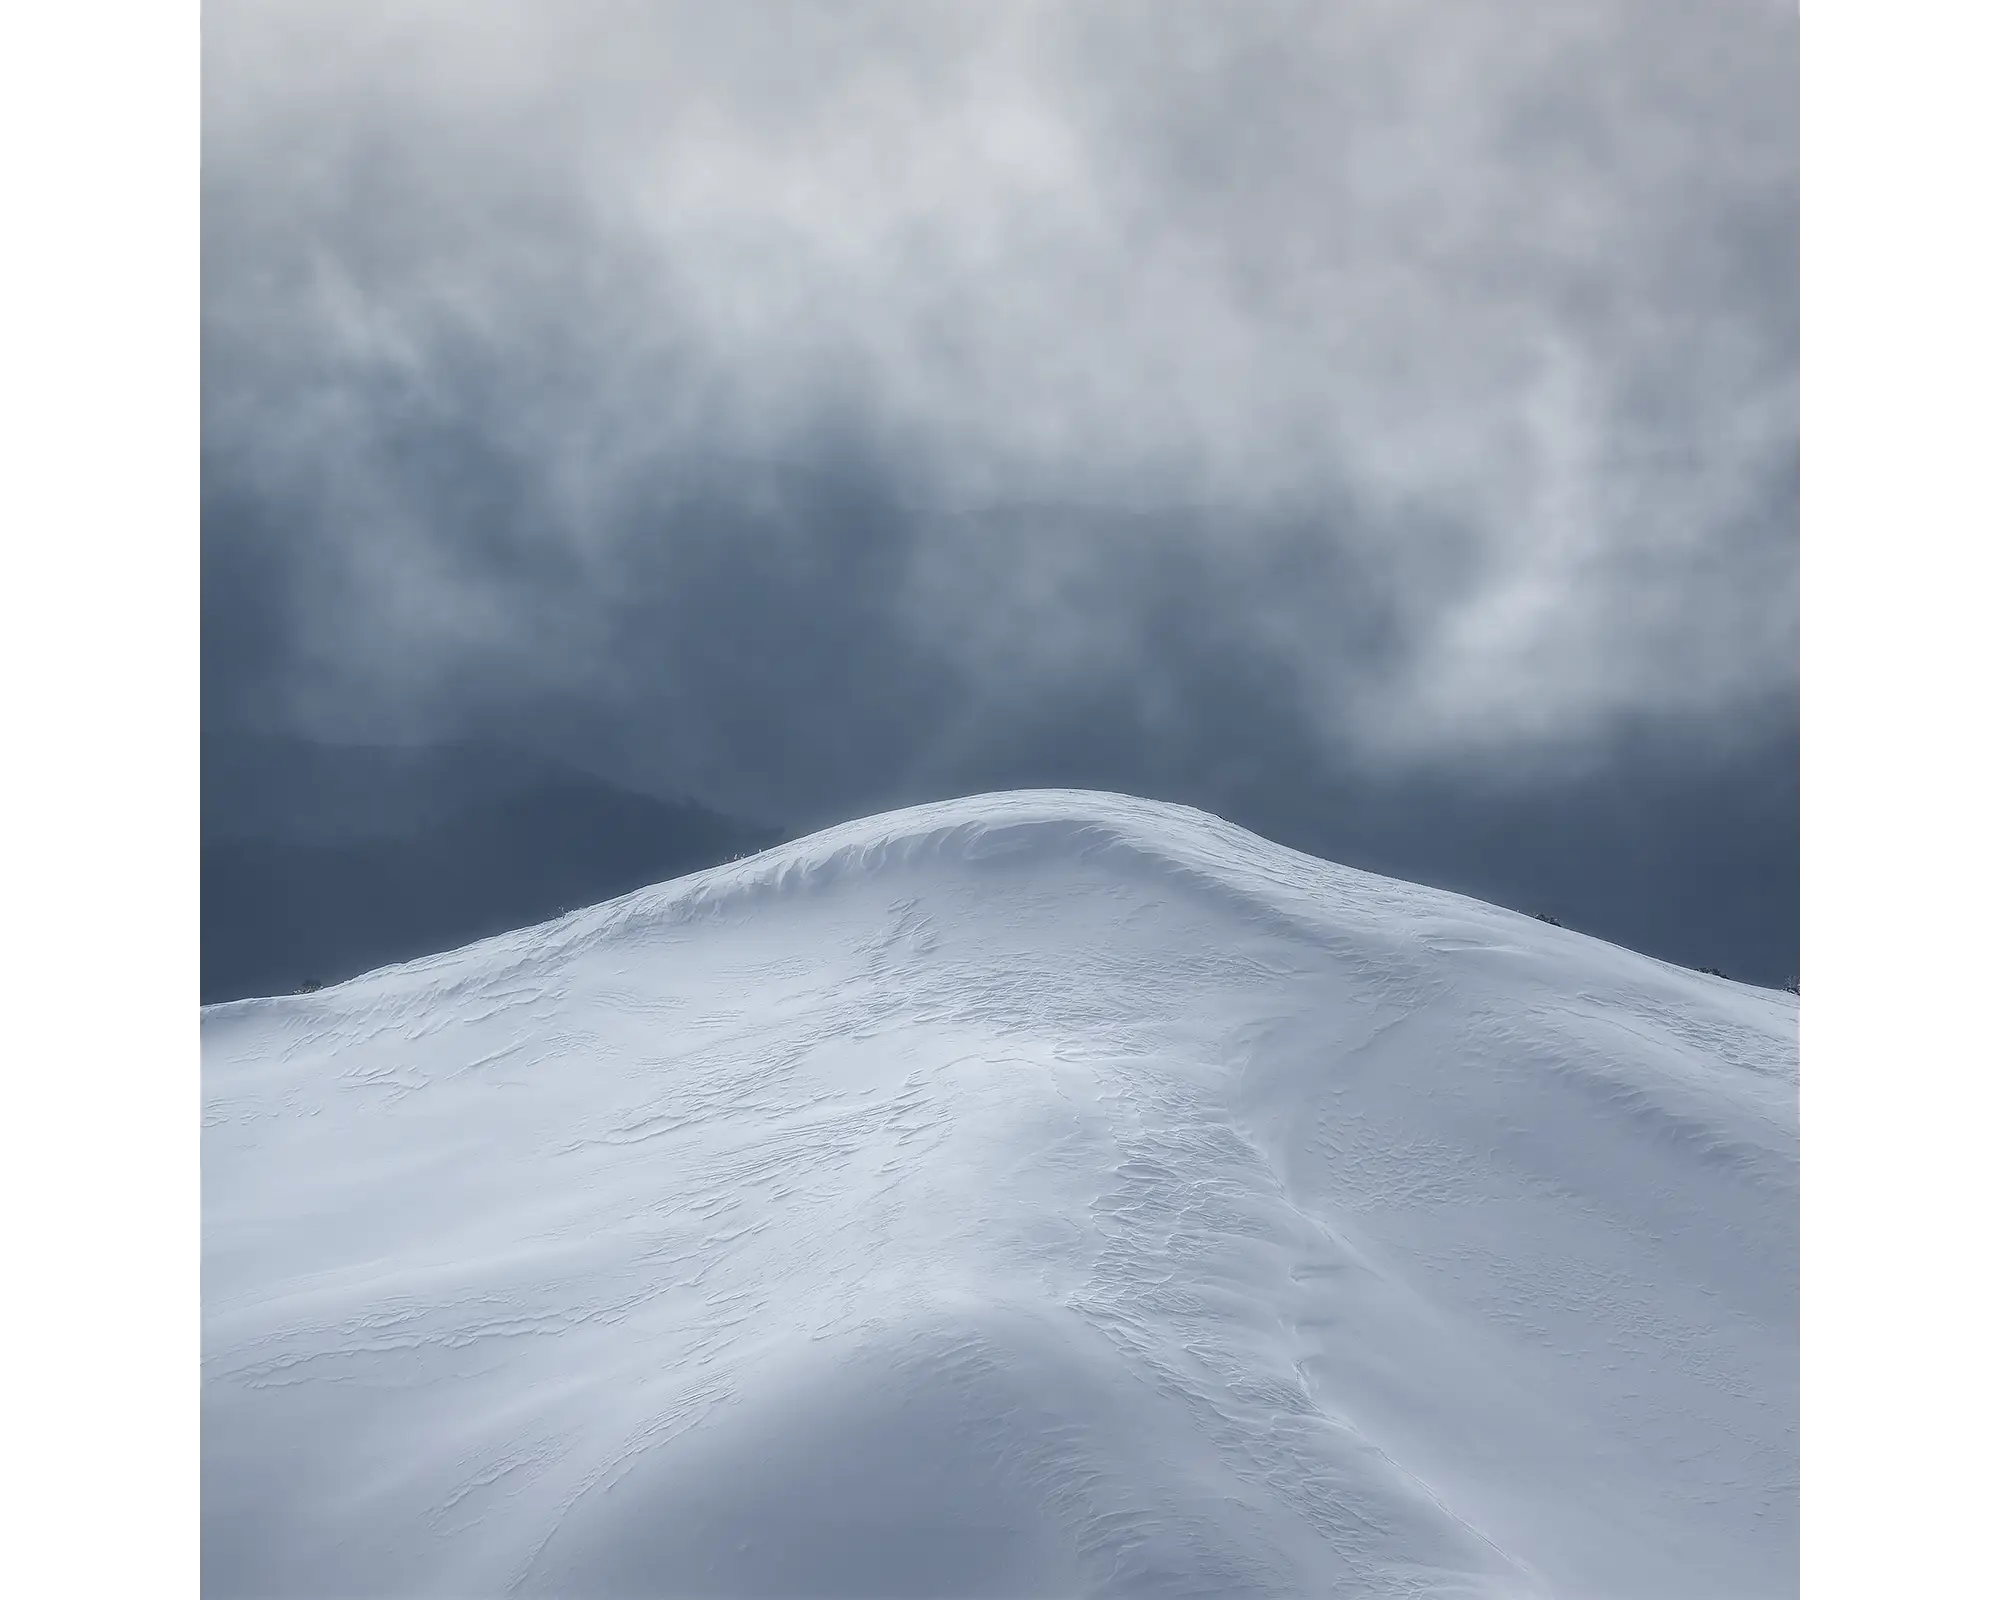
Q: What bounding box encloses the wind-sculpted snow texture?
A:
[203,791,1798,1599]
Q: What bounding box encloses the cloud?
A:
[203,0,1797,807]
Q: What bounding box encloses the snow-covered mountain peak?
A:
[204,791,1797,1598]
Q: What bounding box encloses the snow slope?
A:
[203,791,1798,1599]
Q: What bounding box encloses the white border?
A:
[2,2,199,1595]
[1804,2,1996,1595]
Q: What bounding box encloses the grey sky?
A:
[203,0,1796,846]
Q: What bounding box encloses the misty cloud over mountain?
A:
[202,1,1797,977]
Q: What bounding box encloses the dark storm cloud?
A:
[203,0,1797,817]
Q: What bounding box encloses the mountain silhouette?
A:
[202,735,779,1003]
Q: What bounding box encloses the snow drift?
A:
[203,791,1798,1599]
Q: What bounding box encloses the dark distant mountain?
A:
[202,736,780,1003]
[203,732,579,845]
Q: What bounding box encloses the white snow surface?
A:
[203,790,1798,1599]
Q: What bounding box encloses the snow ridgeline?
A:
[203,790,1798,1599]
